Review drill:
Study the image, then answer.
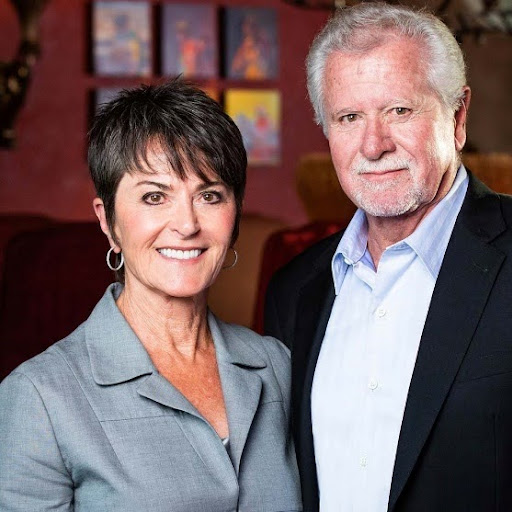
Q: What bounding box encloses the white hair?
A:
[306,2,467,133]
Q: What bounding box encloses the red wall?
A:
[0,0,329,225]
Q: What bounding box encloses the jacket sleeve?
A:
[0,371,73,511]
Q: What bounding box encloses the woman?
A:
[0,81,301,511]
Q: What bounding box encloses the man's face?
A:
[323,36,469,219]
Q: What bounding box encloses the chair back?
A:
[0,222,112,380]
[252,221,344,334]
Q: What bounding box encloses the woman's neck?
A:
[116,280,211,360]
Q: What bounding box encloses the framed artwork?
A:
[161,4,218,79]
[225,89,280,166]
[224,7,278,80]
[92,1,152,76]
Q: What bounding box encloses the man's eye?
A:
[394,107,409,115]
[143,192,164,205]
[341,114,358,123]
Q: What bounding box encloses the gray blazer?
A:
[0,284,302,511]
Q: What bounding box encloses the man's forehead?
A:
[324,39,429,94]
[327,35,425,70]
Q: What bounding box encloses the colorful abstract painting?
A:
[225,89,280,166]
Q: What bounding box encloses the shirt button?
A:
[360,457,367,467]
[376,307,386,318]
[368,379,378,390]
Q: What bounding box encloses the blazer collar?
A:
[86,285,268,475]
[209,313,267,369]
[86,283,154,385]
[86,283,266,387]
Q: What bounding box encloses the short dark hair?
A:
[88,79,247,259]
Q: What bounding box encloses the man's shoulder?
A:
[498,191,512,216]
[463,174,512,233]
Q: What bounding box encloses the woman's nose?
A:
[170,201,200,237]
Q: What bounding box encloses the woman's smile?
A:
[157,247,204,260]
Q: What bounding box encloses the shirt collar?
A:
[332,165,469,294]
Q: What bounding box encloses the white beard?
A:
[349,158,426,217]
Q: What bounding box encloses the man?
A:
[265,3,512,511]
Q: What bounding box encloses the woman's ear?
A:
[93,198,119,251]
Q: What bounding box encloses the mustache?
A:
[353,159,412,175]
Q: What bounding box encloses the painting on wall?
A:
[224,7,278,80]
[225,89,280,166]
[92,1,152,76]
[161,3,218,79]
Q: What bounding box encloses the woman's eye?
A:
[202,191,221,203]
[143,192,164,205]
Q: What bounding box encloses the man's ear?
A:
[454,86,471,152]
[93,198,120,251]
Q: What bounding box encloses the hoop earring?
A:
[223,248,238,269]
[106,247,124,271]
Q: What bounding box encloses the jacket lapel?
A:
[388,176,506,511]
[87,285,266,477]
[209,314,266,474]
[293,238,339,510]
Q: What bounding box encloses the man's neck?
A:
[366,168,459,268]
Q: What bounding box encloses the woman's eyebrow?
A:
[196,181,225,191]
[135,180,171,190]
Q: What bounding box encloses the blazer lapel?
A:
[136,374,200,417]
[209,314,266,475]
[293,239,339,510]
[388,177,506,511]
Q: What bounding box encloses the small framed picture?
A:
[225,89,281,166]
[92,1,152,76]
[224,7,278,80]
[161,3,218,79]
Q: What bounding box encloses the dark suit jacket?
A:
[265,173,512,512]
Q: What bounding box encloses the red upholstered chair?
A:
[0,222,114,380]
[252,221,344,334]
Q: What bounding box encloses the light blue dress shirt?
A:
[312,166,469,512]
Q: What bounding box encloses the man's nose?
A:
[170,200,200,238]
[360,117,396,160]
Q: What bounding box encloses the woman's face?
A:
[94,148,236,302]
